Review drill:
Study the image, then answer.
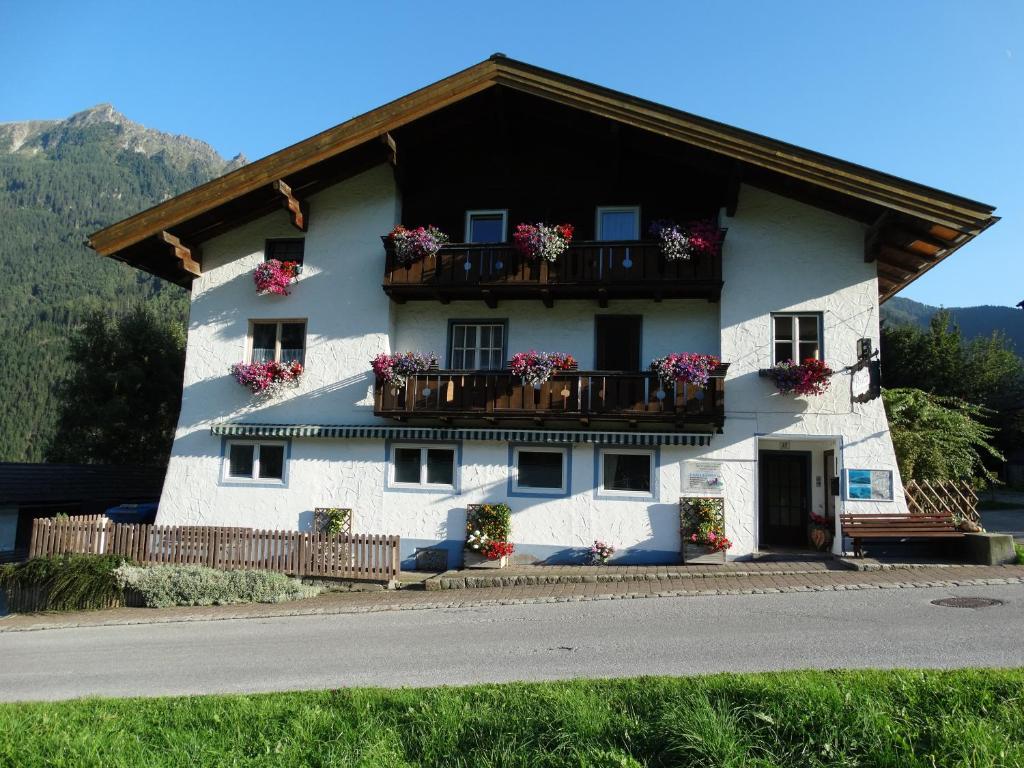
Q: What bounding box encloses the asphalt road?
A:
[1,584,1021,702]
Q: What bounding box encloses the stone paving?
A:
[1,561,1022,633]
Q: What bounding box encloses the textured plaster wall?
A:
[157,165,398,527]
[158,175,902,562]
[394,299,719,367]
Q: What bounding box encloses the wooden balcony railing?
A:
[374,367,727,429]
[382,239,723,306]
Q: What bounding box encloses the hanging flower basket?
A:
[648,219,723,261]
[649,353,720,388]
[253,259,300,295]
[513,222,574,262]
[384,225,449,265]
[510,351,577,387]
[760,359,833,396]
[229,360,303,398]
[371,351,438,390]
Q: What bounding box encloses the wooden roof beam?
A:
[876,262,912,281]
[883,225,955,254]
[878,244,938,269]
[157,231,201,277]
[272,180,309,232]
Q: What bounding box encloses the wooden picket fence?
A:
[904,479,979,524]
[28,517,400,585]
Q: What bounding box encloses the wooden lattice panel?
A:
[903,480,979,524]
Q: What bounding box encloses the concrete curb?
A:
[424,561,970,590]
[1,575,1019,634]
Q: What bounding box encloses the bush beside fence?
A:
[29,517,400,585]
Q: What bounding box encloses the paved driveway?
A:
[981,509,1024,543]
[0,583,1021,702]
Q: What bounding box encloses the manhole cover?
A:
[931,597,1003,609]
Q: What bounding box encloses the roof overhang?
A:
[89,55,997,300]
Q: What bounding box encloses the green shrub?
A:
[0,554,131,611]
[1016,543,1024,565]
[466,503,512,543]
[115,564,321,608]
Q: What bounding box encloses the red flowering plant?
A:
[510,351,576,387]
[513,222,574,262]
[466,503,513,560]
[648,219,723,261]
[650,353,720,388]
[764,358,833,396]
[371,351,438,389]
[229,360,304,398]
[682,498,732,553]
[253,259,300,295]
[386,225,449,264]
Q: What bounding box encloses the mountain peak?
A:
[66,103,127,127]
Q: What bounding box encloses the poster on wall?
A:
[682,460,725,496]
[844,469,893,501]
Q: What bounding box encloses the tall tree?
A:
[46,307,185,466]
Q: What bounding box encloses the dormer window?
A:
[596,206,640,241]
[465,210,508,243]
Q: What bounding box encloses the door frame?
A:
[757,449,813,549]
[593,314,643,371]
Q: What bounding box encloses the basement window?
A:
[389,444,457,490]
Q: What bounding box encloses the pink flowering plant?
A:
[371,351,438,389]
[510,351,577,387]
[589,540,616,565]
[229,360,304,398]
[513,222,574,262]
[648,219,723,261]
[682,498,732,553]
[386,225,449,264]
[764,358,833,396]
[253,259,299,295]
[650,353,720,388]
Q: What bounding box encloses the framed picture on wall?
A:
[844,469,893,501]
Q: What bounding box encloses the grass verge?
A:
[1,670,1023,766]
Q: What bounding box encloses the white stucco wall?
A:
[157,175,903,563]
[157,164,399,527]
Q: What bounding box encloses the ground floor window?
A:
[389,444,457,489]
[510,446,569,496]
[598,448,655,498]
[223,441,287,484]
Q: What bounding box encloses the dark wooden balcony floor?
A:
[374,368,727,431]
[383,240,723,306]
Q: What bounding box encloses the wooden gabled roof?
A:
[89,54,997,299]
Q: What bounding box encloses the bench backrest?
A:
[840,512,957,531]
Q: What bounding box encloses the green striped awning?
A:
[210,423,713,447]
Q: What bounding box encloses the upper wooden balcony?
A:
[382,239,724,307]
[373,367,727,431]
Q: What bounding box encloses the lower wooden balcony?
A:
[373,368,728,431]
[382,240,723,307]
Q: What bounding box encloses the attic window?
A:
[265,238,305,265]
[465,210,508,243]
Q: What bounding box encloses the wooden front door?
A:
[595,315,642,371]
[759,452,811,548]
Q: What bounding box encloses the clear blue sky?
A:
[1,0,1020,307]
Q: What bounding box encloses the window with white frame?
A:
[223,441,287,483]
[512,446,568,494]
[771,314,822,365]
[596,206,640,241]
[465,210,508,243]
[251,320,306,364]
[390,444,457,488]
[449,322,505,369]
[599,448,654,495]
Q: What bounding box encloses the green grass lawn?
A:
[1,671,1023,767]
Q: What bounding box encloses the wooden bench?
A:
[840,513,964,557]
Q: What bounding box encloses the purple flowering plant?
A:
[371,351,438,389]
[649,353,721,388]
[387,225,449,264]
[589,540,616,565]
[648,219,723,261]
[230,360,304,398]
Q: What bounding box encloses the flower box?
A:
[682,543,727,564]
[759,359,834,396]
[463,550,508,569]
